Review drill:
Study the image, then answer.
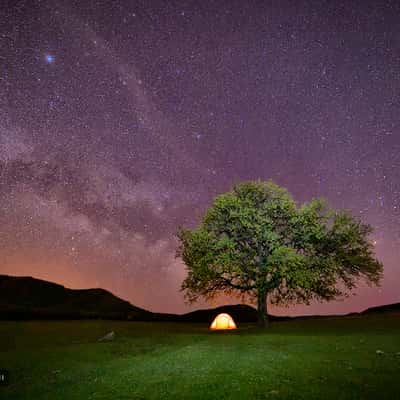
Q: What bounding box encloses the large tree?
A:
[176,180,383,327]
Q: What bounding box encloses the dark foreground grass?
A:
[1,313,399,399]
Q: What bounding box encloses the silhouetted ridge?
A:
[362,303,400,313]
[0,274,151,320]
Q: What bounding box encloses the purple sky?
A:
[1,0,399,314]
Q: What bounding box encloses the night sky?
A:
[1,0,399,314]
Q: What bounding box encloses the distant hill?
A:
[362,302,400,314]
[178,304,259,322]
[0,275,153,320]
[0,274,398,321]
[152,304,261,323]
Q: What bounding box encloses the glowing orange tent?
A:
[209,313,237,330]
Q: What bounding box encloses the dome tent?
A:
[209,313,237,330]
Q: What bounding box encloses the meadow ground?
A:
[1,313,399,399]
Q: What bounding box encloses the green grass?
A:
[1,313,400,399]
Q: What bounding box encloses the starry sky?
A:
[1,0,399,315]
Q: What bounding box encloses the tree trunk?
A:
[257,289,269,328]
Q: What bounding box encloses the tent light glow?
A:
[209,313,237,330]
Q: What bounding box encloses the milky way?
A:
[1,0,399,314]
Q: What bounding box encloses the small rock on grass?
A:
[98,331,115,342]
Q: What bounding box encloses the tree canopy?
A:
[176,180,383,327]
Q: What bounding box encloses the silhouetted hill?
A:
[177,304,259,322]
[149,304,260,323]
[362,302,400,314]
[0,275,153,320]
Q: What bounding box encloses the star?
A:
[44,54,55,64]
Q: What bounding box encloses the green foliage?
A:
[176,180,383,310]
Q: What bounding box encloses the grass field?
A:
[1,313,399,399]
